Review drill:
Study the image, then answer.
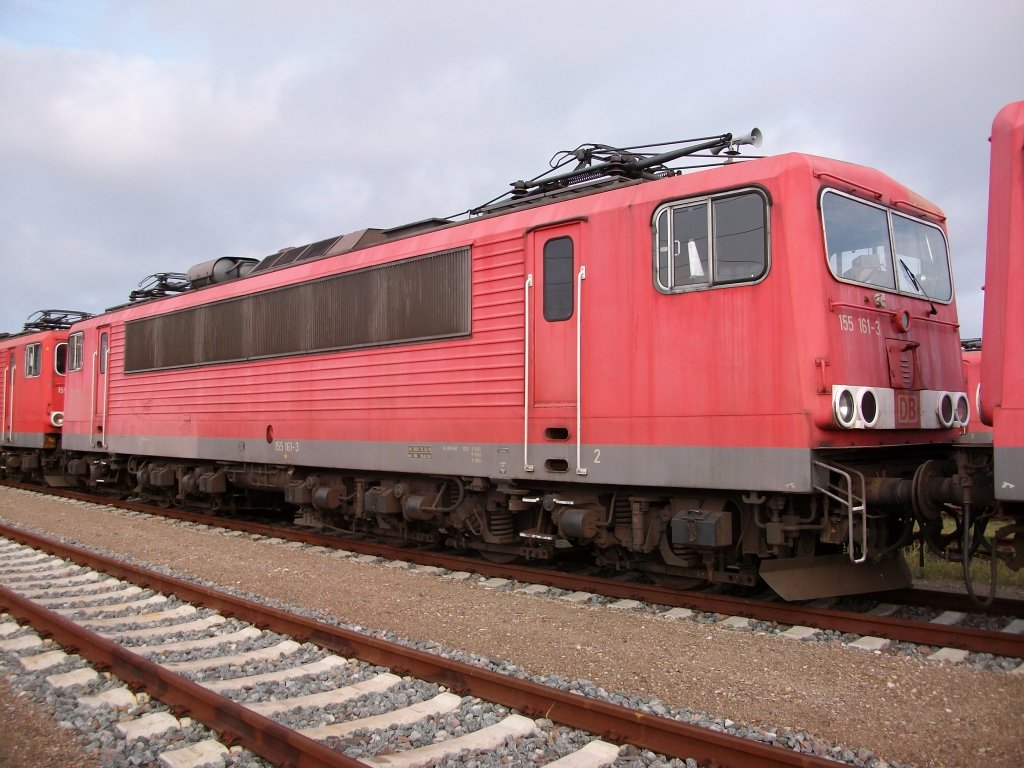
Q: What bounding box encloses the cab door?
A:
[524,220,588,474]
[530,222,581,405]
[91,326,110,448]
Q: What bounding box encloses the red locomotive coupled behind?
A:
[978,103,1024,500]
[1,311,90,477]
[2,104,1021,602]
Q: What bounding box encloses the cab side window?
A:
[99,332,109,374]
[25,343,42,378]
[543,236,575,321]
[654,189,768,293]
[68,332,84,372]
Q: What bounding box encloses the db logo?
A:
[895,392,920,428]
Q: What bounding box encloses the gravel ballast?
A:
[1,488,1022,767]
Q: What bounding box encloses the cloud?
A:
[0,1,1022,338]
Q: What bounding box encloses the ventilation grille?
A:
[125,247,471,373]
[886,339,920,390]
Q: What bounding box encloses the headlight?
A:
[936,392,955,429]
[954,393,970,427]
[834,388,857,429]
[50,411,64,428]
[859,389,879,428]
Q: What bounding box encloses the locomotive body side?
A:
[62,155,962,479]
[979,101,1024,505]
[53,149,970,596]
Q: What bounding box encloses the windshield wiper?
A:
[900,258,937,316]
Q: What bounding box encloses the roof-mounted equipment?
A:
[129,273,192,302]
[22,309,93,332]
[187,257,259,289]
[471,128,763,215]
[249,228,386,275]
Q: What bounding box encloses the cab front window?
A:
[823,189,952,301]
[891,213,953,301]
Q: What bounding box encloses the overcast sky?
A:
[1,1,1021,338]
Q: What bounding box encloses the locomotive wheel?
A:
[479,550,520,564]
[648,573,707,590]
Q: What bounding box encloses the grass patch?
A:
[907,534,1024,589]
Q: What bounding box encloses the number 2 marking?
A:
[593,448,601,464]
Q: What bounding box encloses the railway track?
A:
[4,483,1024,663]
[0,525,848,768]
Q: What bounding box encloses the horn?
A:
[711,128,763,155]
[735,128,763,148]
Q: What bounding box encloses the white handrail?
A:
[90,351,97,445]
[523,274,534,472]
[100,344,109,449]
[812,460,868,564]
[575,265,587,476]
[2,367,9,442]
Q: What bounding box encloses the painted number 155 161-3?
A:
[838,314,882,336]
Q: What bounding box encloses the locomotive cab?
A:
[752,171,968,597]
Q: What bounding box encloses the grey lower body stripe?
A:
[63,433,814,492]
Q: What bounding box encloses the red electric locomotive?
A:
[960,341,987,434]
[967,101,1024,589]
[52,124,991,600]
[979,102,1024,507]
[0,311,90,480]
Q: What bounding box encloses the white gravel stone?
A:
[516,584,551,596]
[199,653,348,692]
[608,599,641,610]
[360,711,536,767]
[867,603,899,616]
[847,636,891,653]
[244,671,401,716]
[560,591,597,603]
[480,577,512,589]
[719,616,753,631]
[928,647,969,664]
[158,738,229,768]
[116,710,180,740]
[544,739,621,767]
[77,686,138,709]
[300,690,463,739]
[780,625,820,641]
[0,633,42,651]
[663,607,694,620]
[19,649,68,670]
[45,666,100,688]
[1001,618,1024,634]
[99,614,226,640]
[160,638,301,672]
[139,626,263,654]
[930,611,967,626]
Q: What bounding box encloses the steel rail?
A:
[0,522,839,768]
[124,505,1024,656]
[7,484,1024,656]
[0,582,363,767]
